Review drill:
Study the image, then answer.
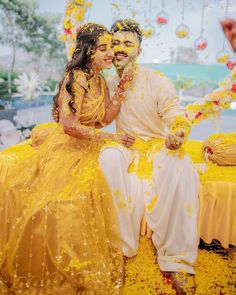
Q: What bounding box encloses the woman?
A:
[0,23,134,294]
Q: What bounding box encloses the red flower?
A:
[65,28,72,35]
[197,42,207,50]
[157,17,168,24]
[231,84,236,93]
[213,100,219,105]
[195,112,202,119]
[204,146,213,155]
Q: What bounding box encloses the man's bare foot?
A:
[161,271,196,295]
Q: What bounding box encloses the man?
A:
[99,19,199,294]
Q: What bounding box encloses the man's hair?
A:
[110,19,143,44]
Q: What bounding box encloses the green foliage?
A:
[175,75,193,90]
[0,71,18,99]
[0,80,11,100]
[45,79,58,91]
[0,0,66,60]
[0,0,66,94]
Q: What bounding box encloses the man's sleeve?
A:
[155,74,190,136]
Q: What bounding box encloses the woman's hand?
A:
[117,62,136,95]
[122,133,135,147]
[115,133,135,147]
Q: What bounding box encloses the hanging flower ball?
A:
[176,24,189,38]
[226,56,236,70]
[156,11,168,26]
[194,36,208,50]
[216,50,231,63]
[143,24,156,38]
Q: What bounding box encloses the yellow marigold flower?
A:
[146,195,158,212]
[176,30,188,38]
[68,45,75,60]
[216,54,230,63]
[75,0,84,5]
[85,1,92,8]
[65,258,92,272]
[64,18,71,29]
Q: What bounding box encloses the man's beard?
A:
[113,56,131,69]
[114,60,126,69]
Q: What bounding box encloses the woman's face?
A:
[92,33,114,70]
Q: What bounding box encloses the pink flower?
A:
[227,61,236,70]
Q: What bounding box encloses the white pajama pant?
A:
[99,145,199,274]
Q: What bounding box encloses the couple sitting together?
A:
[0,19,199,295]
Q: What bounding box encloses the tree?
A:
[175,75,193,99]
[170,46,199,64]
[0,0,65,94]
[0,0,36,93]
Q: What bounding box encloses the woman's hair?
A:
[52,23,110,122]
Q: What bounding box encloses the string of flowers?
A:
[58,0,93,60]
[185,68,236,125]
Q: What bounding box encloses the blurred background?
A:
[0,0,236,149]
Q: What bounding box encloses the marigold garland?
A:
[59,0,93,59]
[186,68,236,125]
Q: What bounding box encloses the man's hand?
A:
[165,130,185,150]
[120,133,135,147]
[221,18,236,52]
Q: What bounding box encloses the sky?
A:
[1,0,236,64]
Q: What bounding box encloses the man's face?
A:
[112,31,141,69]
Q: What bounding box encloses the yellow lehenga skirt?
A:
[0,124,123,295]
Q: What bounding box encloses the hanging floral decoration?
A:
[143,23,155,38]
[216,50,231,63]
[185,68,236,125]
[59,0,93,59]
[194,0,207,50]
[143,0,155,38]
[226,55,236,70]
[156,0,168,26]
[176,0,189,38]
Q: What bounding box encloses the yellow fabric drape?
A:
[0,125,124,294]
[198,181,236,247]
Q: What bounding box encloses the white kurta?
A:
[99,66,199,274]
